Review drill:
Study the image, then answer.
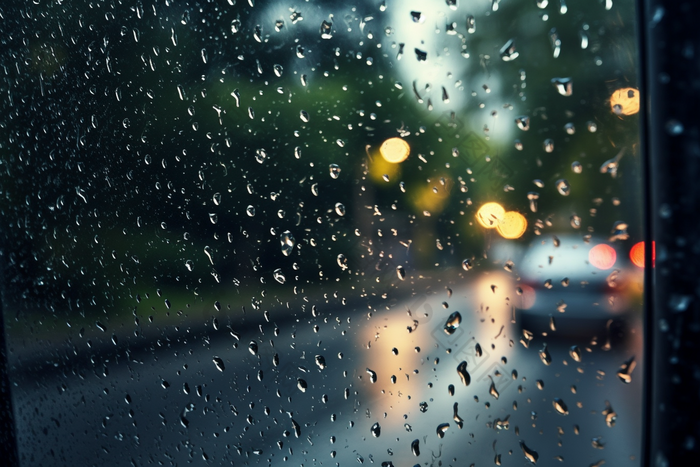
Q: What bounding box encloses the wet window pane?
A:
[1,0,642,465]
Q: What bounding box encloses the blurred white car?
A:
[505,235,639,343]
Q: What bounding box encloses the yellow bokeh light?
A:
[380,137,410,163]
[610,87,640,116]
[411,177,451,215]
[476,202,505,229]
[368,152,400,183]
[496,211,527,239]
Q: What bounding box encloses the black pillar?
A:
[641,0,700,465]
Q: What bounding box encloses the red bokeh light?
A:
[589,244,617,270]
[630,241,655,268]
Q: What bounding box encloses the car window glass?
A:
[1,0,643,465]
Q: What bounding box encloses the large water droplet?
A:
[396,265,406,280]
[411,439,420,456]
[366,368,377,383]
[273,268,286,284]
[444,311,462,335]
[280,231,296,256]
[466,15,476,33]
[249,340,259,356]
[519,441,539,464]
[213,357,225,372]
[371,422,381,438]
[335,203,346,216]
[556,179,570,196]
[616,356,636,383]
[551,77,573,96]
[569,346,582,362]
[320,20,333,39]
[457,361,471,386]
[539,344,552,365]
[329,164,341,179]
[553,398,569,415]
[436,423,450,438]
[500,39,519,61]
[515,116,530,131]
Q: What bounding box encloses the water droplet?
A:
[315,355,326,370]
[371,422,381,437]
[466,15,476,33]
[253,24,263,43]
[489,377,500,399]
[411,439,420,456]
[436,423,450,438]
[571,161,582,173]
[273,268,286,284]
[565,123,575,134]
[444,311,462,335]
[616,356,636,383]
[335,203,346,216]
[396,265,406,281]
[329,164,341,179]
[300,110,310,122]
[515,116,530,131]
[602,401,617,427]
[246,205,256,217]
[550,27,561,58]
[551,77,573,96]
[543,139,554,153]
[366,368,377,383]
[213,192,222,205]
[457,361,471,386]
[320,20,333,39]
[414,48,428,61]
[410,11,424,23]
[500,39,519,61]
[519,441,539,464]
[556,179,570,196]
[249,340,259,356]
[297,378,308,392]
[569,346,582,362]
[280,231,295,256]
[273,64,283,77]
[446,0,458,10]
[337,254,348,270]
[185,260,194,271]
[539,344,552,365]
[462,259,473,270]
[213,357,225,372]
[553,398,569,415]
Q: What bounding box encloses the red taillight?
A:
[630,241,655,268]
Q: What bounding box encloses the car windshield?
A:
[0,0,644,465]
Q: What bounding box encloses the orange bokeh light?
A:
[630,241,655,268]
[589,244,617,270]
[496,211,528,239]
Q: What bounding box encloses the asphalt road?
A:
[9,270,643,467]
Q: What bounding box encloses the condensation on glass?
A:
[0,0,643,466]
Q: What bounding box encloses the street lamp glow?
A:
[496,211,527,239]
[380,137,411,163]
[476,202,506,229]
